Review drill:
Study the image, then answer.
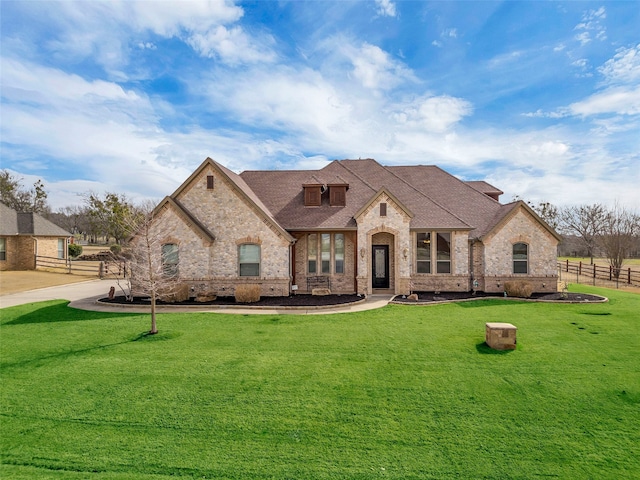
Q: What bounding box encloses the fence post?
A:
[566,259,569,272]
[99,261,104,279]
[628,268,632,285]
[609,265,612,281]
[579,261,582,276]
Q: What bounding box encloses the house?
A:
[0,203,72,271]
[141,157,561,297]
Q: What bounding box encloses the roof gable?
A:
[354,187,414,222]
[170,158,295,243]
[480,201,562,242]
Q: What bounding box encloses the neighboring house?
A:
[0,203,72,271]
[140,157,561,297]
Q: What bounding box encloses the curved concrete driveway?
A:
[0,279,392,315]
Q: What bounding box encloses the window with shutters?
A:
[206,175,214,190]
[380,202,387,217]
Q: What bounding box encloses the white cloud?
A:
[569,86,640,116]
[349,43,415,91]
[599,44,640,85]
[187,25,276,64]
[375,0,397,18]
[393,95,473,133]
[573,6,607,46]
[130,0,243,36]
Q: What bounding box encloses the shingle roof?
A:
[465,180,504,197]
[0,202,71,237]
[240,159,502,233]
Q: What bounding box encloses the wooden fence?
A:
[558,260,640,288]
[35,255,127,278]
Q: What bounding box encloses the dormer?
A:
[303,175,324,207]
[327,175,349,207]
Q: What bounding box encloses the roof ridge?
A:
[334,160,378,194]
[383,164,472,228]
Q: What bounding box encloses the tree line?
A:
[1,170,139,245]
[519,199,640,276]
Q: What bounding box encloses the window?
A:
[239,244,260,276]
[0,238,6,261]
[321,233,331,274]
[330,186,346,206]
[304,186,322,206]
[206,175,214,190]
[307,233,345,275]
[380,202,387,217]
[308,234,317,274]
[57,239,65,259]
[513,243,528,274]
[334,234,344,273]
[162,243,179,276]
[416,233,431,273]
[436,233,451,273]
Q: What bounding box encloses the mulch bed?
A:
[100,294,364,308]
[100,290,605,308]
[391,291,605,304]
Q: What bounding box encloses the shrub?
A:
[159,283,190,303]
[110,244,122,255]
[68,243,83,258]
[235,284,261,303]
[504,281,533,298]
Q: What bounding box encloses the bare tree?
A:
[559,204,606,264]
[121,202,185,335]
[598,203,640,279]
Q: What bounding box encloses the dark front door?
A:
[372,245,389,289]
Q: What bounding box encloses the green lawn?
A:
[1,285,639,479]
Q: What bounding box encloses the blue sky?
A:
[1,0,639,210]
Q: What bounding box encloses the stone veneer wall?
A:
[355,193,412,295]
[140,164,293,297]
[291,231,357,294]
[481,208,559,293]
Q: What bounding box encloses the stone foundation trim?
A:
[481,275,558,293]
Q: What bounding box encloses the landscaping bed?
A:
[391,291,606,304]
[100,293,364,308]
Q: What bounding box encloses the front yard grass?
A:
[1,285,639,479]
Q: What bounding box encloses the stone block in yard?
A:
[485,322,517,350]
[312,288,331,296]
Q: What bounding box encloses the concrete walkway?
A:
[0,279,392,315]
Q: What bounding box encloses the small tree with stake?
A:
[119,202,184,335]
